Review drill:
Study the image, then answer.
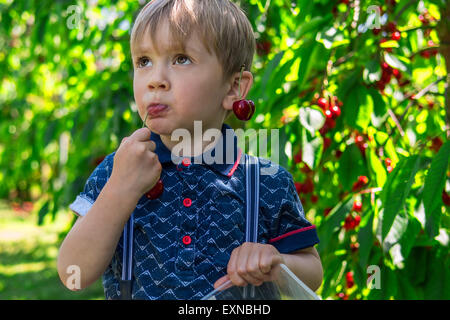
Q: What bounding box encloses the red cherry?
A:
[338,292,349,300]
[346,271,354,288]
[376,81,386,92]
[352,201,363,212]
[325,109,333,119]
[350,242,359,253]
[294,182,302,194]
[325,117,336,128]
[233,99,255,121]
[145,179,164,199]
[381,62,392,73]
[256,40,271,56]
[317,97,329,109]
[391,31,401,41]
[352,176,369,191]
[442,191,450,206]
[330,105,341,118]
[294,150,302,164]
[420,50,431,59]
[300,163,312,174]
[311,194,319,203]
[386,22,397,33]
[392,69,401,80]
[387,165,393,173]
[354,215,361,226]
[355,135,364,144]
[358,176,369,184]
[323,137,332,151]
[430,137,443,152]
[344,215,353,230]
[300,178,314,194]
[372,28,381,35]
[419,14,429,25]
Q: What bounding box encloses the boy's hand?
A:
[109,127,162,199]
[213,243,284,289]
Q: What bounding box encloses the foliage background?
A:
[0,0,449,299]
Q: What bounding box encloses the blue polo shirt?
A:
[69,123,319,300]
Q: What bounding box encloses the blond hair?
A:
[130,0,256,82]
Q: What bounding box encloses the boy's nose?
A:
[148,79,169,91]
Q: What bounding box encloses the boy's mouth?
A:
[147,103,169,117]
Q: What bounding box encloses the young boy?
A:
[57,0,323,300]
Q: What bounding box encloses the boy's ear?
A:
[222,71,253,111]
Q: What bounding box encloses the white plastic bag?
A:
[202,264,320,300]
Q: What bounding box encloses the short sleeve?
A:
[69,152,115,217]
[265,167,319,254]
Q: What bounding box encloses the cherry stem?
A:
[142,111,149,129]
[238,65,244,99]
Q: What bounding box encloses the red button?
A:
[183,198,192,207]
[182,235,191,245]
[182,158,191,167]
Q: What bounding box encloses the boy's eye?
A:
[137,57,151,68]
[174,55,191,65]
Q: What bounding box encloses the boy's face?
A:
[132,19,231,137]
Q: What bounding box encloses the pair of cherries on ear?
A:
[232,65,255,121]
[233,99,255,121]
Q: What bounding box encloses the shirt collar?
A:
[150,123,242,177]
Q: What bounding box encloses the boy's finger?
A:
[142,140,157,152]
[246,248,266,281]
[235,245,264,286]
[129,127,152,142]
[227,247,247,287]
[259,252,273,274]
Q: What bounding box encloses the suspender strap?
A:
[244,154,260,298]
[245,154,260,243]
[119,213,134,300]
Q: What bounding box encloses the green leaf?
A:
[37,200,50,226]
[380,155,422,240]
[343,84,373,132]
[355,86,374,131]
[337,144,366,190]
[398,216,422,260]
[369,88,387,128]
[357,211,374,270]
[424,251,446,299]
[423,140,450,238]
[317,196,353,252]
[398,272,419,299]
[368,148,387,187]
[258,51,285,99]
[295,15,332,39]
[297,40,319,90]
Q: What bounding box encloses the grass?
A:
[0,200,104,300]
